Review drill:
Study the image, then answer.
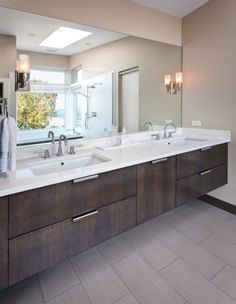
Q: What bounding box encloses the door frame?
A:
[118,66,139,131]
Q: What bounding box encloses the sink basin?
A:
[30,154,110,176]
[156,137,207,146]
[96,142,141,150]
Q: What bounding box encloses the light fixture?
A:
[176,72,183,91]
[165,72,183,95]
[15,54,30,91]
[40,26,92,49]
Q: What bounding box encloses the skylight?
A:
[40,26,92,49]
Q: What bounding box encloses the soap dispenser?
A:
[120,126,129,145]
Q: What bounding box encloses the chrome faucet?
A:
[57,135,68,157]
[142,122,153,131]
[163,123,177,139]
[48,131,55,144]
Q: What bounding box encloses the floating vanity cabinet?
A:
[2,143,229,289]
[9,197,136,285]
[0,197,8,289]
[137,156,176,224]
[176,144,228,206]
[9,166,136,238]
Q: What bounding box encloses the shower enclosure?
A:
[72,71,114,138]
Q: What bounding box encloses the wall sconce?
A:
[15,54,30,91]
[165,72,182,95]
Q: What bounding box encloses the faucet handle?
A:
[69,146,76,155]
[168,131,174,138]
[151,133,160,140]
[43,149,51,159]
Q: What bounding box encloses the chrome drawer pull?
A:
[72,210,98,223]
[200,169,212,176]
[73,174,99,184]
[201,146,212,152]
[152,158,168,164]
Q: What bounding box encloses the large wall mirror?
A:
[0,7,182,145]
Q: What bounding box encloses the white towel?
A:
[7,116,17,171]
[0,116,9,173]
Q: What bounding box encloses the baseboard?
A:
[200,195,236,215]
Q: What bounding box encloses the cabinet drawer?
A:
[9,166,136,238]
[176,164,227,206]
[0,197,8,290]
[9,196,136,285]
[177,144,227,180]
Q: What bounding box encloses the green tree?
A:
[17,80,57,130]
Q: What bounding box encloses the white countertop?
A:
[0,128,230,197]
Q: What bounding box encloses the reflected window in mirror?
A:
[16,69,78,145]
[16,68,115,145]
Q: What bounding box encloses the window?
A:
[17,69,73,144]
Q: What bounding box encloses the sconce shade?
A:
[17,54,30,74]
[164,72,182,95]
[15,54,30,91]
[176,72,183,85]
[165,74,171,85]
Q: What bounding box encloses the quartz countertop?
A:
[0,128,230,197]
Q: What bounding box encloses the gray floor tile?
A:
[71,248,128,304]
[138,238,177,272]
[229,218,236,228]
[212,264,236,300]
[39,260,79,302]
[140,214,175,240]
[115,294,139,304]
[159,230,226,279]
[164,207,212,243]
[113,253,185,304]
[46,283,92,304]
[0,276,44,304]
[183,203,236,246]
[201,234,236,268]
[117,224,160,252]
[213,224,236,246]
[181,200,234,223]
[159,258,236,304]
[97,235,135,266]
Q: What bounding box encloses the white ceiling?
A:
[130,0,209,18]
[0,7,126,56]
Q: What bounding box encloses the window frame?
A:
[16,68,80,145]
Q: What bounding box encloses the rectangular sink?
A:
[30,154,110,176]
[96,142,141,150]
[155,137,207,147]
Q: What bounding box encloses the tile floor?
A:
[1,199,236,304]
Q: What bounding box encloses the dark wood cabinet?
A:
[0,197,8,289]
[0,142,228,290]
[9,166,137,238]
[9,196,136,285]
[137,156,176,224]
[177,144,227,180]
[176,144,228,206]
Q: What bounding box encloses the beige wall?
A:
[0,0,181,46]
[0,34,16,78]
[17,50,69,70]
[182,0,236,205]
[70,36,181,129]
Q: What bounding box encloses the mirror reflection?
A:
[0,7,182,145]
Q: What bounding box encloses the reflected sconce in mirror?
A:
[165,72,182,95]
[15,54,30,91]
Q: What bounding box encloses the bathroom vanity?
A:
[0,130,229,290]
